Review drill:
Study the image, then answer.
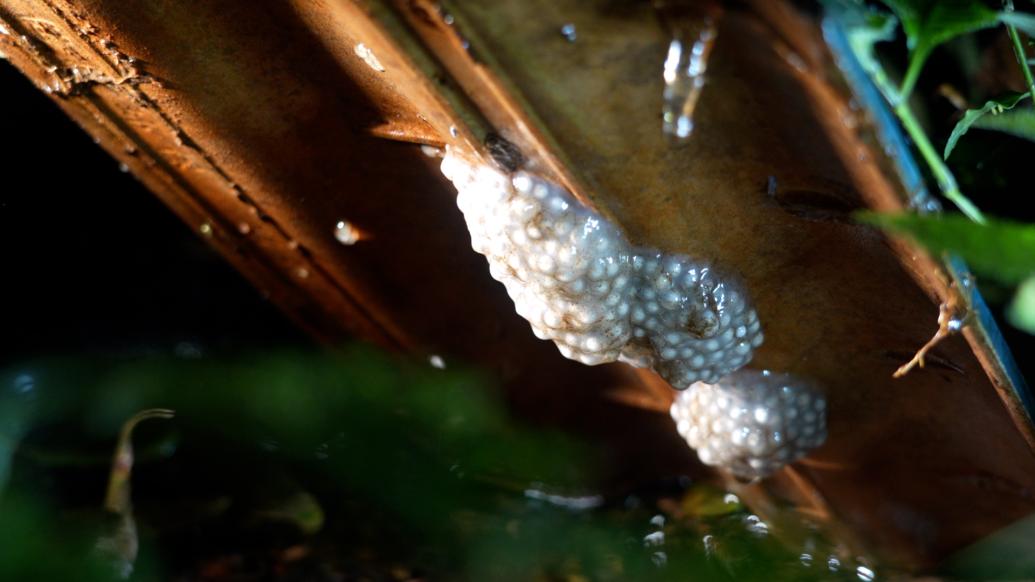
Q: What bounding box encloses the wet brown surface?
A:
[429,0,1035,567]
[2,0,1033,570]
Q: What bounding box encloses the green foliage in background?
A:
[0,348,860,581]
[829,0,1035,334]
[882,0,1002,100]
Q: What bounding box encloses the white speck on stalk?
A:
[353,43,385,73]
[334,220,361,245]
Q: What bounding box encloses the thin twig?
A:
[893,295,967,378]
[783,465,832,522]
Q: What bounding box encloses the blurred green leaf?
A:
[972,106,1035,143]
[858,212,1035,284]
[881,0,1001,99]
[944,92,1030,159]
[0,372,38,491]
[5,348,597,536]
[1008,277,1035,333]
[1,347,874,580]
[253,490,325,535]
[0,495,119,581]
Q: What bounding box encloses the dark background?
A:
[0,62,307,367]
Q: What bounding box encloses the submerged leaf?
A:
[944,92,1030,159]
[96,408,175,580]
[104,408,176,514]
[1008,277,1035,334]
[859,212,1035,284]
[253,491,326,535]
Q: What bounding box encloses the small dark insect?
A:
[485,132,525,173]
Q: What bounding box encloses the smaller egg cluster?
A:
[440,150,763,388]
[670,370,827,479]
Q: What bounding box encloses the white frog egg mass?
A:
[440,149,763,388]
[670,369,827,479]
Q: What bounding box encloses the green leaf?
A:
[887,0,1001,100]
[880,0,927,47]
[1008,276,1035,334]
[858,212,1035,284]
[972,106,1035,143]
[944,92,1030,159]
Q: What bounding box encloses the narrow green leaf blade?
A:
[944,92,1030,159]
[972,107,1035,143]
[859,212,1035,284]
[1008,276,1035,334]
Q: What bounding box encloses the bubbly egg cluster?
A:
[440,151,762,388]
[670,370,827,478]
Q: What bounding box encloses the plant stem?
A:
[1004,0,1035,100]
[892,103,987,223]
[898,54,923,105]
[836,8,985,222]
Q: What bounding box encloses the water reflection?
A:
[653,1,720,143]
[661,24,716,141]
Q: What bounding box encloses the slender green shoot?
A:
[1005,0,1035,100]
[894,101,986,222]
